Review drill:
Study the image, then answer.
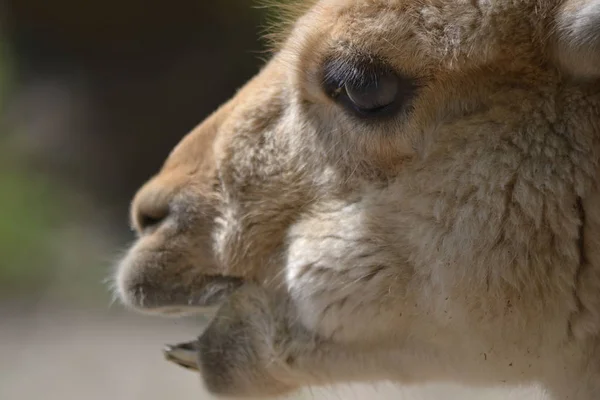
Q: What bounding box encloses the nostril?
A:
[136,205,170,233]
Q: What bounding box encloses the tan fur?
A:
[115,0,600,398]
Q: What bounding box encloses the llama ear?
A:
[554,0,600,79]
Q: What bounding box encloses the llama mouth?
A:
[160,277,245,371]
[128,275,245,316]
[163,341,200,372]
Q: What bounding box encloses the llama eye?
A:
[322,57,414,119]
[344,72,399,113]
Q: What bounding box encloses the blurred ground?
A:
[0,304,545,400]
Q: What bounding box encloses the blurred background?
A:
[0,1,542,399]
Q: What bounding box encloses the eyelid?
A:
[322,56,385,92]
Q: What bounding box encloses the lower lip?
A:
[148,305,219,320]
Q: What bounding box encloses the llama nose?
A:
[132,184,172,234]
[136,204,169,232]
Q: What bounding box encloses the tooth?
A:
[163,342,200,371]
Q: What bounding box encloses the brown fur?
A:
[115,0,600,398]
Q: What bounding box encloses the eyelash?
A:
[322,57,379,95]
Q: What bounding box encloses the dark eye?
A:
[322,56,415,119]
[344,72,399,112]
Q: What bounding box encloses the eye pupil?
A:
[344,72,399,112]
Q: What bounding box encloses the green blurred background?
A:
[0,1,541,399]
[0,2,275,399]
[0,0,268,301]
